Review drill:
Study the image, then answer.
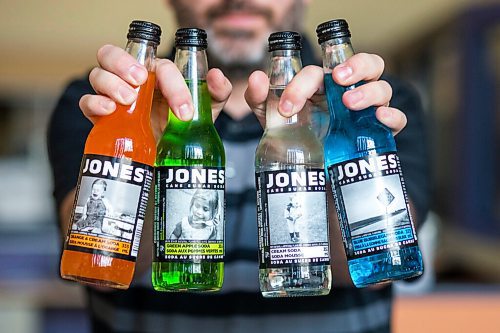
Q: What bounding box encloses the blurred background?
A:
[0,0,499,332]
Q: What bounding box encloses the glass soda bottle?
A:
[60,20,161,289]
[255,31,332,297]
[153,28,226,292]
[316,19,424,287]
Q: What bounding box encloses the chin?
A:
[211,42,266,66]
[207,28,267,66]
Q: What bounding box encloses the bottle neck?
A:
[266,49,309,129]
[320,37,355,74]
[125,38,158,72]
[174,46,211,123]
[268,49,302,86]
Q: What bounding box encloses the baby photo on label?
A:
[72,176,140,241]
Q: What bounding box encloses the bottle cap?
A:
[316,19,351,44]
[127,20,162,45]
[175,28,208,49]
[268,31,302,51]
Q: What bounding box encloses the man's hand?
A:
[79,44,232,141]
[245,53,406,136]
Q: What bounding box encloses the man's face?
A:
[168,0,305,70]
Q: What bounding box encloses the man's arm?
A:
[59,189,76,235]
[47,78,94,236]
[389,75,430,226]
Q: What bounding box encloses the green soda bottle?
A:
[153,28,226,292]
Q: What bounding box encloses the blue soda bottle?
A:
[316,19,423,287]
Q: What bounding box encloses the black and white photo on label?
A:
[268,192,327,245]
[342,174,411,237]
[167,188,224,241]
[72,176,140,240]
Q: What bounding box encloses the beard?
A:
[205,27,270,80]
[170,0,305,79]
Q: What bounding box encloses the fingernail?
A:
[346,90,363,105]
[129,65,147,85]
[280,99,294,115]
[100,100,116,112]
[335,65,353,81]
[118,86,136,104]
[178,103,193,121]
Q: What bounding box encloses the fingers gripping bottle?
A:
[255,31,332,297]
[153,28,226,292]
[316,19,423,287]
[60,20,161,289]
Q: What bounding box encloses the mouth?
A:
[192,219,207,225]
[215,12,268,30]
[207,3,273,32]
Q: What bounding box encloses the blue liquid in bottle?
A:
[323,74,423,287]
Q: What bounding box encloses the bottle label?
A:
[327,152,418,260]
[255,168,330,269]
[154,166,225,262]
[65,154,153,262]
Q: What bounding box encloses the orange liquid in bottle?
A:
[60,72,156,289]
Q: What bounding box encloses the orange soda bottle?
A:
[60,20,161,289]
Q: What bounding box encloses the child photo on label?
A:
[268,192,327,246]
[75,179,112,233]
[72,176,141,241]
[169,189,222,241]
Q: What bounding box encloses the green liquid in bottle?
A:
[153,79,225,292]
